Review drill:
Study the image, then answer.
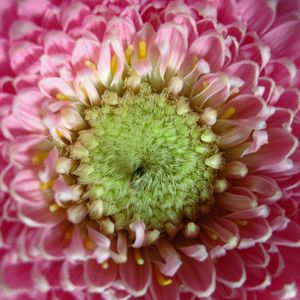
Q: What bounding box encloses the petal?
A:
[119,248,152,297]
[215,250,246,288]
[84,259,117,292]
[150,276,179,300]
[178,256,216,298]
[262,21,300,60]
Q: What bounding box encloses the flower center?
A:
[69,86,221,230]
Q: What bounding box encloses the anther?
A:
[213,179,229,193]
[55,92,69,101]
[134,248,144,265]
[40,180,54,190]
[220,107,235,119]
[138,40,147,59]
[154,266,173,286]
[200,107,217,126]
[125,45,134,64]
[49,203,60,213]
[84,60,97,71]
[111,55,118,76]
[56,157,77,175]
[183,222,200,239]
[205,153,223,169]
[102,261,109,269]
[100,218,115,235]
[84,237,95,250]
[32,152,48,166]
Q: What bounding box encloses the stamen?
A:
[213,179,229,193]
[201,81,209,90]
[84,60,97,71]
[221,107,235,119]
[234,219,248,226]
[84,237,95,250]
[203,227,218,240]
[134,248,144,265]
[192,55,198,68]
[32,152,48,166]
[111,55,118,76]
[154,266,173,286]
[125,45,134,64]
[40,180,54,190]
[102,261,109,269]
[64,227,73,240]
[183,222,200,239]
[138,40,147,59]
[55,92,69,101]
[49,203,60,213]
[100,218,115,235]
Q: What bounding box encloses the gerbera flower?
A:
[1,0,300,299]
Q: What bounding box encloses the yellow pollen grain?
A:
[134,248,144,266]
[111,55,118,76]
[32,152,48,166]
[56,128,65,138]
[40,180,55,190]
[55,92,68,101]
[138,40,147,59]
[204,228,218,240]
[64,227,73,240]
[202,81,209,90]
[49,203,60,213]
[221,107,236,119]
[154,266,173,286]
[102,261,109,269]
[84,60,97,71]
[192,55,198,67]
[125,45,134,64]
[84,237,95,250]
[234,219,248,226]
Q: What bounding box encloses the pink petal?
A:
[178,256,216,298]
[225,61,259,93]
[84,259,117,292]
[262,21,300,60]
[150,276,179,300]
[9,41,43,74]
[215,250,246,288]
[237,0,276,35]
[238,244,270,268]
[119,248,152,297]
[130,221,146,248]
[44,31,75,55]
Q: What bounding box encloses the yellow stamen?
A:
[202,81,209,89]
[40,180,54,190]
[55,92,68,101]
[154,266,173,286]
[84,237,95,250]
[32,152,48,166]
[102,261,109,269]
[49,203,60,213]
[64,227,73,240]
[84,60,97,71]
[125,45,134,64]
[234,219,248,226]
[138,40,147,59]
[56,128,65,138]
[204,228,218,240]
[134,248,144,266]
[221,107,236,119]
[192,55,198,67]
[111,55,118,76]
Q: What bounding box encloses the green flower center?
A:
[70,87,220,230]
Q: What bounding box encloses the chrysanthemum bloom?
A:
[1,0,300,299]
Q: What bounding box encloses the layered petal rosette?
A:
[1,0,300,299]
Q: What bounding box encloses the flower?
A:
[1,0,300,299]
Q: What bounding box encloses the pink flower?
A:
[1,0,300,299]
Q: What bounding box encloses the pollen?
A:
[49,203,60,213]
[134,248,144,265]
[55,92,69,101]
[154,266,173,286]
[111,54,118,76]
[40,180,54,190]
[84,60,97,71]
[138,40,147,60]
[221,107,236,119]
[125,45,134,64]
[32,152,48,166]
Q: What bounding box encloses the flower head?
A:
[1,0,300,299]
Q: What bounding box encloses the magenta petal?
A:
[262,21,300,60]
[119,248,152,297]
[178,256,216,298]
[215,250,246,288]
[84,259,117,292]
[150,277,179,300]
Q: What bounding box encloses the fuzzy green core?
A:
[70,89,218,230]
